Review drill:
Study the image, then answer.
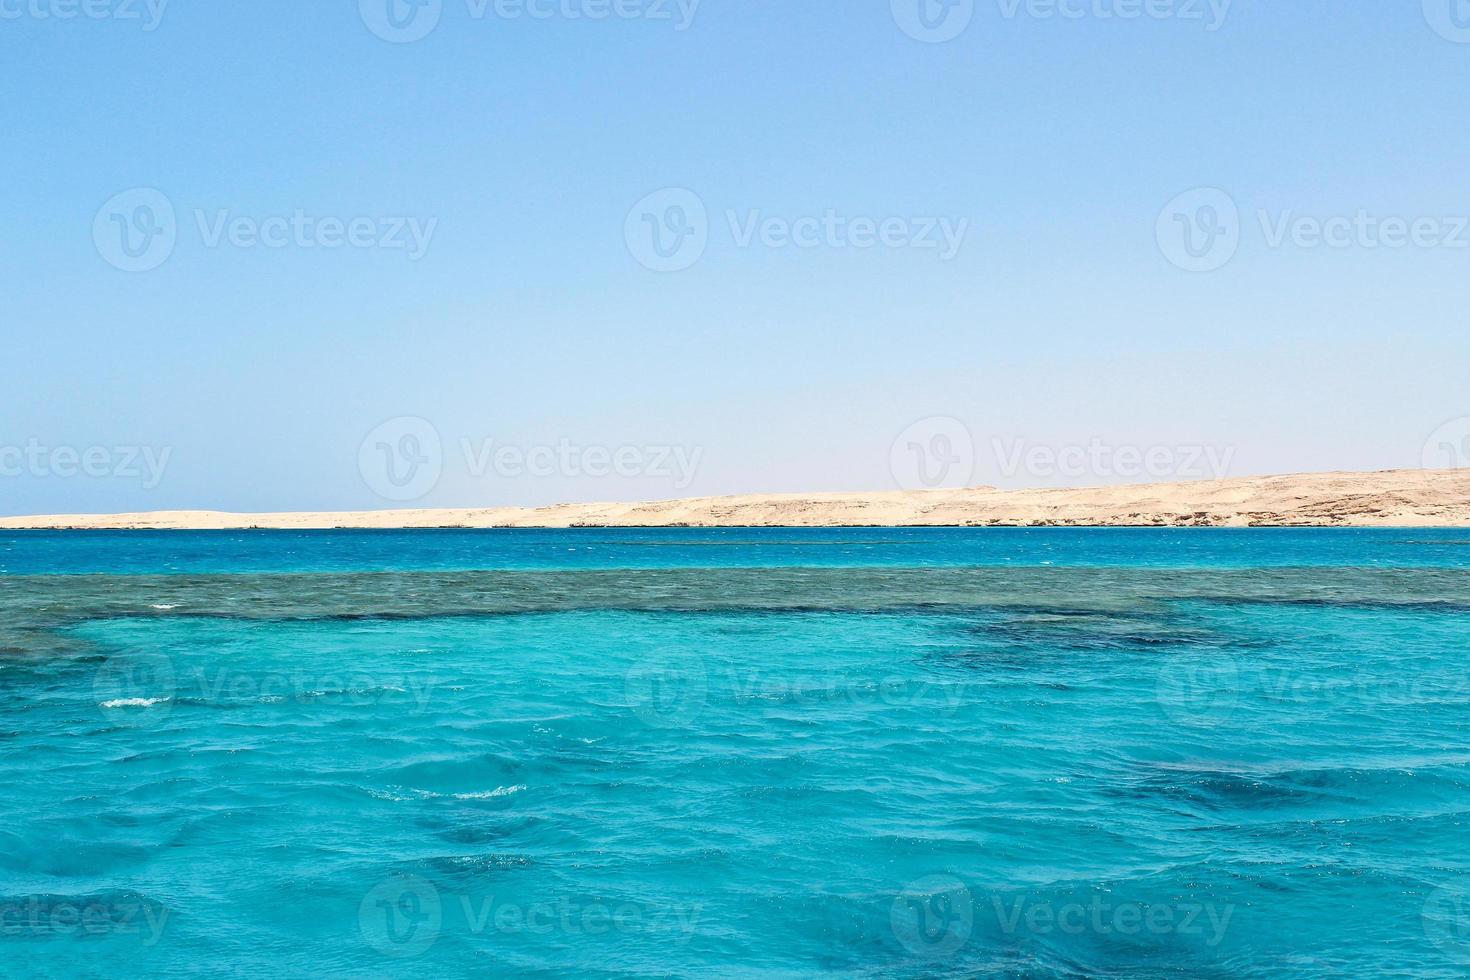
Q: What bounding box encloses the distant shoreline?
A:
[4,469,1468,530]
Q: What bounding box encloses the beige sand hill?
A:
[3,469,1469,530]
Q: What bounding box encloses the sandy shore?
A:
[3,469,1468,530]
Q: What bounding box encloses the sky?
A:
[3,0,1469,515]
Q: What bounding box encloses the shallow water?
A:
[3,529,1470,976]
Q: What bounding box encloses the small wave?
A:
[367,784,526,802]
[100,697,171,709]
[299,685,409,699]
[148,604,180,610]
[453,785,526,800]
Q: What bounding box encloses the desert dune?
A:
[3,469,1468,530]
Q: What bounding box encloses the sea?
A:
[3,528,1470,977]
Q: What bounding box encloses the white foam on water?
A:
[100,697,171,709]
[366,784,526,803]
[453,785,527,800]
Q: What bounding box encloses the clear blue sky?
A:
[4,0,1469,514]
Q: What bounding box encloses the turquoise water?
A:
[4,529,1470,977]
